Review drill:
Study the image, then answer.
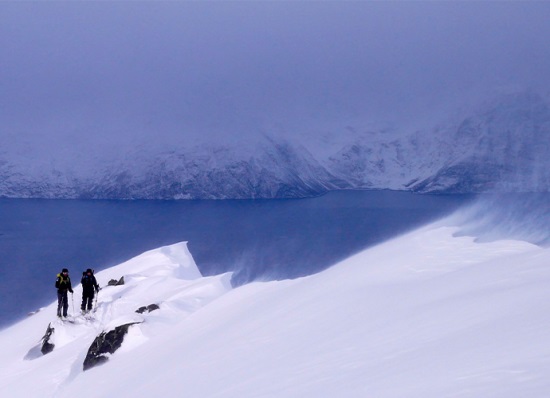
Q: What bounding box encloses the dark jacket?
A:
[56,274,73,293]
[81,273,99,294]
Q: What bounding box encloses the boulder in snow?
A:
[135,304,160,314]
[40,323,55,355]
[83,322,141,371]
[107,276,125,286]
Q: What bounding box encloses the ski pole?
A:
[93,288,99,312]
[71,293,75,316]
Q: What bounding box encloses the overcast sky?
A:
[1,1,550,153]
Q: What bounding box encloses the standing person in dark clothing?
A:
[55,268,73,318]
[81,268,99,313]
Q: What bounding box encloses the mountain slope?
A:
[85,138,346,200]
[412,92,550,192]
[0,242,232,396]
[1,220,549,397]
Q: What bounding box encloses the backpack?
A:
[55,273,70,289]
[82,271,97,290]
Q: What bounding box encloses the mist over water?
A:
[0,191,470,328]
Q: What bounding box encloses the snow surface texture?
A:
[1,221,549,397]
[1,91,550,199]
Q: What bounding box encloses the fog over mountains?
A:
[412,91,550,193]
[1,91,549,199]
[2,1,550,199]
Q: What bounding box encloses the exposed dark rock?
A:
[40,323,55,355]
[107,276,125,286]
[83,322,141,371]
[24,322,56,360]
[136,304,160,314]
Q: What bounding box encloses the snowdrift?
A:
[0,242,232,396]
[1,224,549,397]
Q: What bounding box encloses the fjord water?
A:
[0,191,471,328]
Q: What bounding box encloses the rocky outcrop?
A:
[40,323,55,355]
[107,276,125,286]
[83,322,141,371]
[136,304,160,314]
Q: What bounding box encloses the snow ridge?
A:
[2,222,550,397]
[0,242,232,397]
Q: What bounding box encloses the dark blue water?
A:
[0,190,472,328]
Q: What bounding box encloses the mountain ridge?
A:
[2,91,549,199]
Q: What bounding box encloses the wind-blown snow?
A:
[1,223,549,397]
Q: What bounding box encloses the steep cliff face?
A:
[1,92,549,199]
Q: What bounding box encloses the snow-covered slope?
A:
[1,220,549,397]
[1,91,550,199]
[0,242,233,396]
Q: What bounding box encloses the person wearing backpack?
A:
[55,268,73,318]
[81,268,99,313]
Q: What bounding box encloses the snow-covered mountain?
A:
[1,216,549,397]
[0,137,347,200]
[412,92,550,193]
[1,91,549,199]
[84,137,347,200]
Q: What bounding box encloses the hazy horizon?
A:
[2,1,550,161]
